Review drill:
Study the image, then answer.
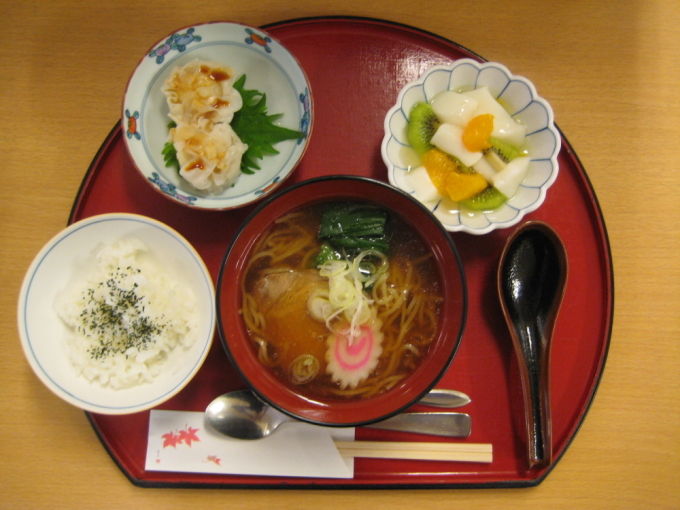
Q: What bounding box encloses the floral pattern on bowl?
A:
[381,58,560,235]
[122,22,312,210]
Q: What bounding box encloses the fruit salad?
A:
[406,87,530,211]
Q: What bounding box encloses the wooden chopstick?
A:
[333,441,493,463]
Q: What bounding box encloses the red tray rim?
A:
[70,15,615,489]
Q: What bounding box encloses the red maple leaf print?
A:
[178,426,201,446]
[162,431,180,448]
[206,455,221,466]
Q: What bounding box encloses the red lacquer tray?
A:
[72,16,613,488]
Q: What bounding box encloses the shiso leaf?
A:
[162,121,180,172]
[231,75,304,174]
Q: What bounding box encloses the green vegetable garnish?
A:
[312,242,343,268]
[162,121,179,172]
[317,203,391,257]
[231,75,304,174]
[314,203,391,292]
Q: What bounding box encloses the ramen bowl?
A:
[217,176,467,426]
[382,58,560,235]
[122,21,312,210]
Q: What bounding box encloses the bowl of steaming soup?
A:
[217,176,467,426]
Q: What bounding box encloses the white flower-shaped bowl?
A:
[17,213,216,414]
[382,59,560,235]
[122,21,312,210]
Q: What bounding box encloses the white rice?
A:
[55,237,199,389]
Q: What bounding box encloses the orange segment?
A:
[422,149,489,201]
[443,171,488,201]
[422,149,456,194]
[462,113,494,152]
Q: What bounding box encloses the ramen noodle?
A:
[240,202,443,400]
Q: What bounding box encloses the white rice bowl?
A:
[17,213,215,414]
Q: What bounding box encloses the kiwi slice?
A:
[460,187,508,211]
[488,137,523,162]
[455,158,477,174]
[407,102,440,155]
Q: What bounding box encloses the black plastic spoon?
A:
[497,221,568,469]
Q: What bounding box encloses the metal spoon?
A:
[419,388,471,408]
[205,389,471,440]
[497,221,567,469]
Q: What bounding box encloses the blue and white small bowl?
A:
[17,214,215,414]
[122,22,312,210]
[382,59,560,235]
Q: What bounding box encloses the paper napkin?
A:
[145,409,355,479]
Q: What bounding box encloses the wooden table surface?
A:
[2,1,678,508]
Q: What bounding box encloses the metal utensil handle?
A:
[420,389,471,408]
[365,412,471,438]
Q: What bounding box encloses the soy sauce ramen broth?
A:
[239,202,444,401]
